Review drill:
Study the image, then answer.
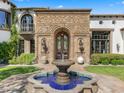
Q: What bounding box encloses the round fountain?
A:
[26,57,98,93]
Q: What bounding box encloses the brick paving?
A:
[96,75,124,93]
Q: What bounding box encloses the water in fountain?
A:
[34,71,91,90]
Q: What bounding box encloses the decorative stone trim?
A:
[2,0,16,7]
[0,28,10,31]
[90,28,114,32]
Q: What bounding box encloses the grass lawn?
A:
[0,66,39,81]
[85,66,124,81]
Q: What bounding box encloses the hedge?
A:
[101,59,109,65]
[91,54,124,65]
[111,60,124,65]
[9,53,35,65]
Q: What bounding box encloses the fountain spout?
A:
[62,53,64,62]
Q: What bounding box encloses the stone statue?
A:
[77,38,84,64]
[41,38,48,54]
[79,38,84,53]
[116,43,120,53]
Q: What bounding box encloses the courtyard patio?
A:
[0,64,124,93]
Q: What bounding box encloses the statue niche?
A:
[41,38,48,54]
[41,38,49,64]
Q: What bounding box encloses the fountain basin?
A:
[26,71,98,93]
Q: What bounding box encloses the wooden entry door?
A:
[56,32,69,59]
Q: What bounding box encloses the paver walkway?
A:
[96,74,124,93]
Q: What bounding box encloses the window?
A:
[21,15,33,32]
[19,40,24,55]
[0,10,11,29]
[92,31,110,53]
[30,39,35,53]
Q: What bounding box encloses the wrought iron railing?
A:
[20,24,34,32]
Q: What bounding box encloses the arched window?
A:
[21,14,33,32]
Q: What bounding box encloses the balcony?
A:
[20,25,34,33]
[20,26,34,39]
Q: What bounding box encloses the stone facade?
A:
[34,9,91,64]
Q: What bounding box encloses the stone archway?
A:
[55,28,70,60]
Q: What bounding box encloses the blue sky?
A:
[11,0,124,14]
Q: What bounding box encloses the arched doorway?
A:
[55,30,69,60]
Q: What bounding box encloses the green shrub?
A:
[9,53,35,65]
[91,54,110,65]
[91,54,124,65]
[9,56,17,64]
[111,60,124,65]
[101,59,109,65]
[111,60,118,65]
[0,42,13,64]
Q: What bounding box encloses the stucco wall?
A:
[0,30,10,42]
[0,1,11,11]
[90,19,124,54]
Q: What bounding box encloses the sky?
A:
[11,0,124,14]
